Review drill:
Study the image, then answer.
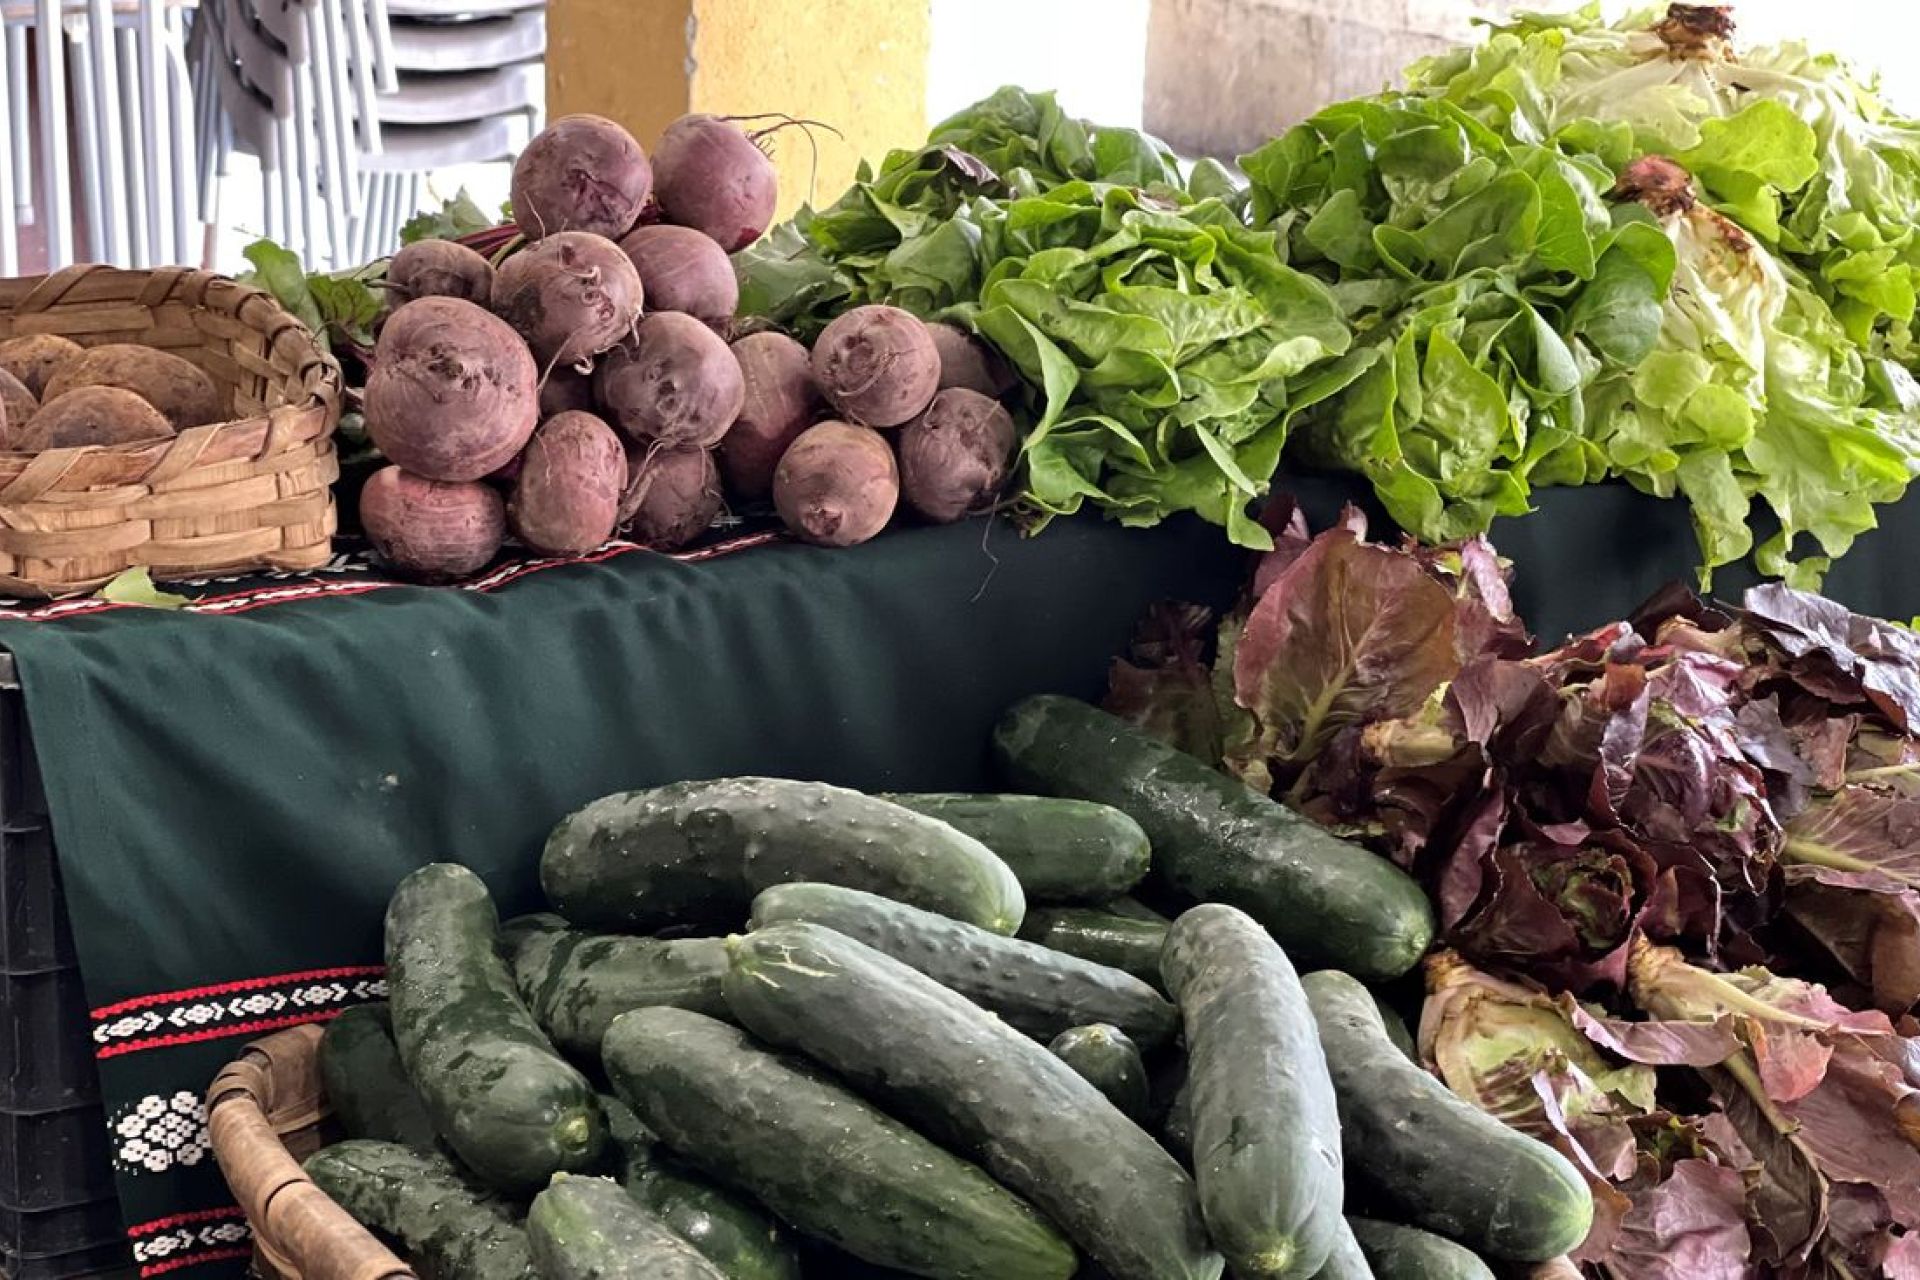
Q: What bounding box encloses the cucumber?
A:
[1346,1219,1493,1280]
[1302,970,1592,1262]
[1164,904,1342,1279]
[1047,1025,1149,1122]
[542,778,1025,936]
[1309,1221,1375,1280]
[1372,992,1417,1063]
[993,696,1434,979]
[602,1095,802,1280]
[529,1174,727,1280]
[1162,1076,1194,1166]
[748,883,1177,1047]
[304,1139,532,1280]
[726,923,1222,1280]
[878,793,1150,902]
[503,913,728,1057]
[1017,904,1169,990]
[318,1003,439,1153]
[385,863,605,1192]
[605,1006,1074,1280]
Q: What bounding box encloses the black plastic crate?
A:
[0,1104,113,1213]
[0,965,100,1113]
[0,1197,123,1257]
[1,821,74,978]
[0,1236,133,1280]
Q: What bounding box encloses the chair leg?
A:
[66,26,106,261]
[85,1,130,264]
[34,0,73,267]
[6,28,30,231]
[138,0,174,270]
[0,26,15,274]
[163,5,199,265]
[115,24,147,266]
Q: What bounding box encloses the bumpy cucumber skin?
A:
[748,883,1177,1047]
[385,864,605,1192]
[1346,1219,1493,1280]
[878,793,1150,902]
[318,1004,440,1153]
[529,1175,727,1280]
[601,1095,802,1280]
[1164,905,1343,1279]
[1017,904,1169,991]
[993,696,1434,979]
[503,913,727,1057]
[541,778,1026,935]
[304,1139,533,1280]
[725,923,1222,1280]
[1309,1221,1376,1280]
[1302,971,1593,1262]
[605,1006,1075,1280]
[1048,1024,1150,1122]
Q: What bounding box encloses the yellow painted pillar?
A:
[548,0,932,220]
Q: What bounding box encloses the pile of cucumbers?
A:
[303,695,1594,1280]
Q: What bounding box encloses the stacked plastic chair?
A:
[0,0,202,274]
[195,0,544,270]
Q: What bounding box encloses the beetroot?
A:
[509,411,627,556]
[810,305,940,428]
[594,312,745,448]
[538,364,597,420]
[772,420,898,547]
[616,223,739,328]
[360,465,505,580]
[651,114,778,251]
[927,322,1017,397]
[719,332,818,500]
[620,443,722,550]
[364,297,539,482]
[491,231,643,369]
[511,114,653,240]
[388,239,495,306]
[898,388,1016,523]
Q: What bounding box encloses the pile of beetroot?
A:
[356,112,1021,581]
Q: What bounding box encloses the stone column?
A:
[1144,0,1514,158]
[548,0,933,219]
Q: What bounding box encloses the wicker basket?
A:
[0,266,342,597]
[207,1024,414,1280]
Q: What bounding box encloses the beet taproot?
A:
[898,387,1016,523]
[928,322,1017,397]
[594,312,744,448]
[387,239,495,306]
[0,334,82,398]
[43,344,221,430]
[616,223,738,328]
[810,305,940,428]
[511,114,653,240]
[0,369,36,443]
[538,364,598,420]
[719,331,818,500]
[620,443,722,549]
[16,386,174,451]
[360,465,505,580]
[491,231,643,369]
[364,297,540,482]
[509,411,627,556]
[772,420,898,547]
[651,114,778,251]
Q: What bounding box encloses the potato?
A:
[509,411,628,556]
[620,443,722,550]
[0,369,37,445]
[811,305,940,428]
[365,297,540,482]
[720,331,819,501]
[0,334,83,398]
[360,465,505,580]
[43,344,222,430]
[898,388,1017,523]
[772,420,899,547]
[16,386,175,451]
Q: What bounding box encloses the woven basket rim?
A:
[0,264,342,461]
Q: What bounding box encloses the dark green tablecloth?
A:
[0,515,1243,1274]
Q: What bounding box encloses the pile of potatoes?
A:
[0,335,224,453]
[358,112,1021,582]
